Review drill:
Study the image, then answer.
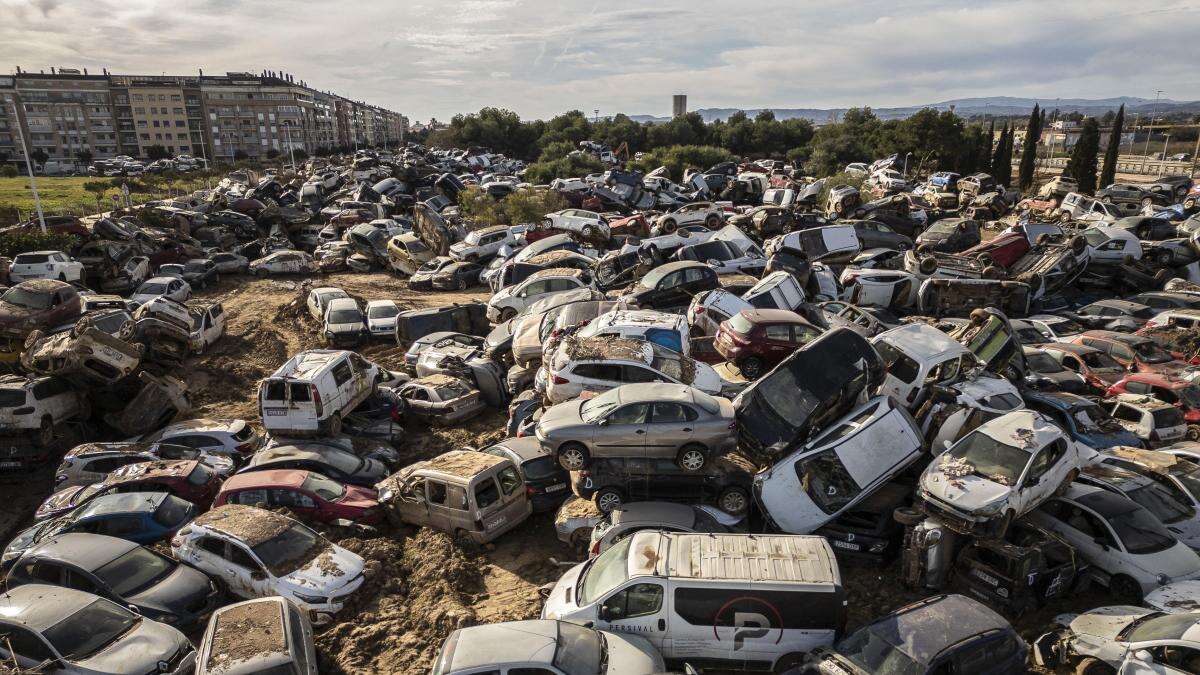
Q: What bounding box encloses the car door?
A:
[597,581,668,650]
[1015,439,1070,514]
[1055,501,1125,579]
[271,488,321,522]
[1111,403,1145,437]
[1121,643,1200,674]
[424,480,467,534]
[595,403,650,458]
[647,402,695,460]
[225,541,272,597]
[762,323,794,362]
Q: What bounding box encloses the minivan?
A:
[258,350,379,436]
[541,531,846,672]
[376,450,532,543]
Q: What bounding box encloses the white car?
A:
[542,209,610,240]
[365,300,400,338]
[1024,314,1086,343]
[9,250,84,283]
[1035,605,1200,674]
[869,168,908,190]
[1029,483,1200,602]
[839,267,920,309]
[687,289,753,336]
[768,225,861,262]
[172,505,365,625]
[306,287,350,321]
[486,268,594,323]
[130,276,191,305]
[754,396,923,534]
[435,620,665,675]
[674,224,765,275]
[249,250,318,277]
[575,309,691,356]
[449,225,518,262]
[920,409,1088,536]
[189,301,226,353]
[0,374,87,446]
[845,162,870,176]
[1084,226,1144,267]
[139,417,263,458]
[653,202,723,232]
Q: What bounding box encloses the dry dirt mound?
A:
[317,529,484,674]
[1143,326,1200,358]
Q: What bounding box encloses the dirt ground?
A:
[0,270,1101,673]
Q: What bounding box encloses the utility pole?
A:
[14,120,47,234]
[1143,90,1163,157]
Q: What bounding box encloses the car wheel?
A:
[499,307,518,322]
[773,653,805,674]
[737,357,764,380]
[676,444,707,472]
[594,487,623,514]
[982,265,1004,280]
[717,486,749,516]
[37,416,54,448]
[581,225,595,238]
[1142,197,1154,208]
[704,215,720,228]
[557,443,590,471]
[1185,198,1197,210]
[1070,235,1088,254]
[1110,574,1143,604]
[1101,196,1112,204]
[1074,656,1116,675]
[1187,425,1200,442]
[327,414,343,437]
[918,255,938,275]
[457,277,468,291]
[893,506,924,526]
[660,218,677,234]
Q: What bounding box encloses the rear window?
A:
[520,455,559,481]
[232,425,254,442]
[0,389,26,407]
[15,254,50,264]
[263,380,286,401]
[187,463,212,486]
[153,496,192,526]
[1154,407,1185,427]
[474,477,500,508]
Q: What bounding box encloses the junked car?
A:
[1034,606,1200,675]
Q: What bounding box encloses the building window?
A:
[132,94,144,102]
[134,107,145,114]
[140,133,150,140]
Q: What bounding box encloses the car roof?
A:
[613,382,703,406]
[157,418,243,434]
[487,437,547,462]
[191,504,299,546]
[869,594,1013,665]
[611,501,697,527]
[75,491,168,518]
[106,459,198,484]
[222,469,309,491]
[876,323,968,360]
[0,584,98,632]
[419,449,506,480]
[204,598,293,675]
[25,533,139,571]
[325,297,359,309]
[446,620,558,670]
[632,531,838,583]
[976,410,1061,450]
[738,308,807,324]
[1113,393,1175,410]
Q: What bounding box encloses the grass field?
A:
[0,175,217,222]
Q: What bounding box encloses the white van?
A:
[540,531,845,672]
[258,350,379,436]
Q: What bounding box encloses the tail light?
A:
[526,485,536,497]
[552,375,569,385]
[311,385,323,417]
[590,540,600,556]
[694,306,705,314]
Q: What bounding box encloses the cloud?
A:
[0,0,1196,121]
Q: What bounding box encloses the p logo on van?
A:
[712,596,783,650]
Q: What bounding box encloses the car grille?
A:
[921,496,978,534]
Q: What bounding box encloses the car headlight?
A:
[1158,573,1170,585]
[293,591,328,605]
[1,548,20,564]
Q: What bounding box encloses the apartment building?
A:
[2,67,406,167]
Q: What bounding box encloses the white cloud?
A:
[0,0,1196,121]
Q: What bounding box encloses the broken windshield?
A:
[942,431,1030,486]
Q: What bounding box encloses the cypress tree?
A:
[1065,118,1101,194]
[1018,103,1041,190]
[1099,104,1125,190]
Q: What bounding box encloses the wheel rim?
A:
[741,360,761,378]
[681,449,705,470]
[721,491,746,513]
[597,492,621,512]
[561,447,584,470]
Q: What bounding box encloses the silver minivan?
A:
[376,450,532,543]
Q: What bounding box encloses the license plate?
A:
[264,409,286,416]
[972,570,1000,586]
[832,540,860,551]
[545,483,566,492]
[0,461,20,468]
[486,515,507,529]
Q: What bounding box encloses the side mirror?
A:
[596,417,608,426]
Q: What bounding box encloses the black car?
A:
[953,521,1086,617]
[1144,174,1194,200]
[571,455,752,516]
[478,437,569,513]
[1097,183,1169,208]
[625,260,719,312]
[849,219,915,250]
[430,260,483,291]
[180,258,219,289]
[915,218,981,253]
[803,594,1028,674]
[1109,216,1178,241]
[815,480,910,564]
[393,302,490,343]
[205,210,259,238]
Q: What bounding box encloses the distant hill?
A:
[626,96,1200,124]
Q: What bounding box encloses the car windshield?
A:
[1126,613,1200,643]
[1124,480,1196,525]
[1083,229,1110,248]
[301,473,346,501]
[1153,406,1185,427]
[1046,319,1083,336]
[1082,351,1122,370]
[187,463,211,486]
[943,431,1031,486]
[368,304,399,319]
[1028,352,1066,373]
[154,496,193,526]
[1132,340,1173,364]
[1107,502,1177,554]
[1181,386,1200,409]
[94,547,174,596]
[184,262,207,272]
[138,283,167,295]
[42,599,138,660]
[928,220,959,234]
[836,625,922,675]
[581,388,622,423]
[1072,405,1107,432]
[579,536,632,604]
[1,287,52,309]
[327,309,363,324]
[251,523,329,576]
[553,622,604,675]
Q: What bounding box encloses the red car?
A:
[714,309,822,379]
[1106,372,1200,424]
[961,228,1031,268]
[1040,343,1128,394]
[608,213,650,239]
[34,459,221,520]
[213,469,382,525]
[1070,330,1191,377]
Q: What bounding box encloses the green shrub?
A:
[0,231,79,258]
[0,165,18,179]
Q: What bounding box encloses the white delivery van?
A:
[541,531,845,672]
[258,350,379,436]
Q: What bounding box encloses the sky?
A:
[1,0,1198,122]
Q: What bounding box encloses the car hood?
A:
[603,631,667,674]
[538,400,586,432]
[1068,606,1152,642]
[1144,580,1200,614]
[327,321,364,334]
[79,617,189,674]
[920,465,1012,515]
[283,544,364,594]
[0,304,42,327]
[128,563,212,614]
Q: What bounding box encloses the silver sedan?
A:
[535,382,737,472]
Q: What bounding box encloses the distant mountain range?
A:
[626,96,1200,124]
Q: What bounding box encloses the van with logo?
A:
[540,531,845,672]
[258,350,379,436]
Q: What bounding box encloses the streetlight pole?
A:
[1144,90,1163,157]
[13,121,46,234]
[1163,133,1171,170]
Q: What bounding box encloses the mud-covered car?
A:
[396,374,486,424]
[0,374,87,447]
[571,454,753,515]
[1034,606,1200,674]
[915,218,981,253]
[953,520,1087,616]
[21,327,143,385]
[918,277,1031,318]
[103,371,190,436]
[394,302,490,344]
[430,260,483,291]
[0,279,81,340]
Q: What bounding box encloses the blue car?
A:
[0,492,195,570]
[1024,390,1142,449]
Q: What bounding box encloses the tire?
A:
[1070,234,1088,254]
[773,653,805,674]
[1075,656,1117,675]
[1141,197,1153,208]
[676,444,707,472]
[737,357,764,379]
[594,487,624,514]
[977,253,994,266]
[1110,574,1143,604]
[660,219,677,234]
[499,307,518,322]
[970,308,990,324]
[581,225,595,239]
[982,265,1004,280]
[916,243,934,254]
[893,506,924,526]
[1187,425,1200,442]
[704,215,720,228]
[557,442,590,471]
[918,256,938,275]
[717,486,750,516]
[456,277,468,291]
[327,414,342,437]
[37,416,54,448]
